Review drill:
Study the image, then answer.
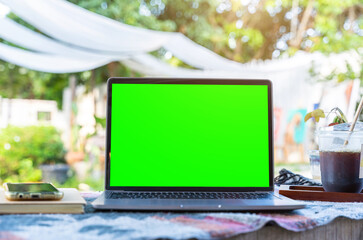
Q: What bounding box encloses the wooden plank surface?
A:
[279,185,363,202]
[229,218,363,240]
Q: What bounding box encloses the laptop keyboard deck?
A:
[108,192,273,200]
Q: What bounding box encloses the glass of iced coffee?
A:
[317,127,363,193]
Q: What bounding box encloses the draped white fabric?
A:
[0,0,171,54]
[0,0,359,77]
[0,13,324,76]
[0,15,227,76]
[0,0,255,71]
[162,33,245,71]
[0,0,333,76]
[0,17,120,60]
[0,42,111,73]
[0,0,361,145]
[0,16,120,73]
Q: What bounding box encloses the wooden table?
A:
[0,192,362,239]
[231,218,363,240]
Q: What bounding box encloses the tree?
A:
[70,0,363,62]
[0,0,362,106]
[0,62,69,107]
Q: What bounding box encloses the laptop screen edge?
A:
[104,77,274,192]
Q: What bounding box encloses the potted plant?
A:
[31,126,69,184]
[0,126,69,184]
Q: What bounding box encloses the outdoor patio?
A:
[0,0,362,239]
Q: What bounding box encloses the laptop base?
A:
[92,191,305,211]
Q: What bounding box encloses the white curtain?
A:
[0,0,334,76]
[0,0,361,147]
[0,0,254,71]
[0,0,171,54]
[0,42,111,73]
[0,17,119,60]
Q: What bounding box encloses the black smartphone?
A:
[3,183,64,201]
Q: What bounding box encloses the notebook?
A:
[0,188,86,214]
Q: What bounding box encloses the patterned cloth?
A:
[0,192,362,240]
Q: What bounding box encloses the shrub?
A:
[0,126,66,183]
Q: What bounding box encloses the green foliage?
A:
[0,0,361,106]
[309,51,363,84]
[0,158,42,183]
[55,175,104,191]
[0,126,66,183]
[0,62,70,108]
[305,107,348,124]
[304,109,326,122]
[94,116,106,129]
[0,0,361,187]
[69,0,176,31]
[327,107,348,124]
[281,0,363,54]
[70,0,362,61]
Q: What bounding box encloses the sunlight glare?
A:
[0,3,10,18]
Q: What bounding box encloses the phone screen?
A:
[7,183,59,193]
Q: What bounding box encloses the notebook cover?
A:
[0,188,86,214]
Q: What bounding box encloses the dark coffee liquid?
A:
[320,151,363,193]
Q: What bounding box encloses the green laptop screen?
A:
[110,83,270,187]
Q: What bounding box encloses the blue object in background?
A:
[287,109,307,144]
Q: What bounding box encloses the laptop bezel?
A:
[105,78,274,192]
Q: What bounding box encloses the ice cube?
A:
[320,122,363,131]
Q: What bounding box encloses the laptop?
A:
[92,78,305,211]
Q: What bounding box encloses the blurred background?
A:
[0,0,362,190]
